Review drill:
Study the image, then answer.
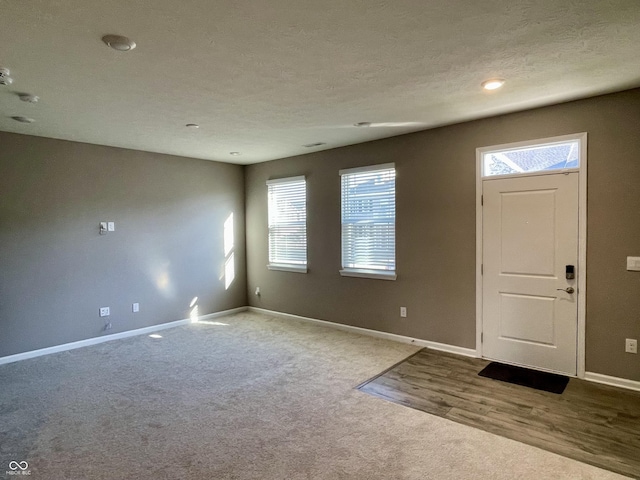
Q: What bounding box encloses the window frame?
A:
[339,163,397,281]
[266,175,308,274]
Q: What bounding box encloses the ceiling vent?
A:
[18,94,39,103]
[11,116,35,123]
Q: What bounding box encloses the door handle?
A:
[556,287,575,294]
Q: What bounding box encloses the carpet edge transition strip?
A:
[355,348,425,390]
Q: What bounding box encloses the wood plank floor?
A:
[358,349,640,478]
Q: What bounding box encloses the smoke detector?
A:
[0,67,13,86]
[102,35,136,51]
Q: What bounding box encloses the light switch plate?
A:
[107,222,115,232]
[133,303,139,313]
[627,257,640,271]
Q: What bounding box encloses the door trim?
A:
[475,132,588,378]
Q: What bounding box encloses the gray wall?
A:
[1,132,247,357]
[245,88,640,381]
[3,89,639,381]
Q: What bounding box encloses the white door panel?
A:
[483,173,578,375]
[499,189,556,276]
[499,293,555,345]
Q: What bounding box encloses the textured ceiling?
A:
[1,0,639,164]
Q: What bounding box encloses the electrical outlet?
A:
[104,322,112,331]
[255,287,260,296]
[133,303,139,313]
[626,257,640,271]
[107,222,115,232]
[400,306,407,318]
[625,338,638,354]
[99,307,110,317]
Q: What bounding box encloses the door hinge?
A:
[481,332,483,343]
[481,264,483,275]
[481,194,484,206]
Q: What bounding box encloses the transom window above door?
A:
[481,138,581,177]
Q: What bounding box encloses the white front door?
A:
[482,172,578,375]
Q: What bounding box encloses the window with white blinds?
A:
[340,164,396,280]
[267,176,307,273]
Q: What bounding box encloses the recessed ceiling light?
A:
[102,34,136,52]
[303,142,326,148]
[481,78,505,91]
[229,152,241,156]
[11,116,35,123]
[354,122,372,127]
[185,123,200,128]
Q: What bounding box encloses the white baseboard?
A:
[0,306,248,366]
[19,305,640,392]
[584,371,640,392]
[248,306,477,358]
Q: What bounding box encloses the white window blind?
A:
[267,176,307,270]
[340,164,396,276]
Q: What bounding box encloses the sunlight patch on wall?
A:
[156,272,170,290]
[224,213,234,256]
[152,261,174,298]
[223,212,235,290]
[225,253,235,290]
[190,305,199,323]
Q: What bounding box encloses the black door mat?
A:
[478,362,569,394]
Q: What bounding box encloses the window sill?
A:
[339,269,397,281]
[267,264,308,274]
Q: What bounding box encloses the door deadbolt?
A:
[566,265,575,280]
[556,287,575,294]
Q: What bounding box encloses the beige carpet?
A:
[0,311,628,479]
